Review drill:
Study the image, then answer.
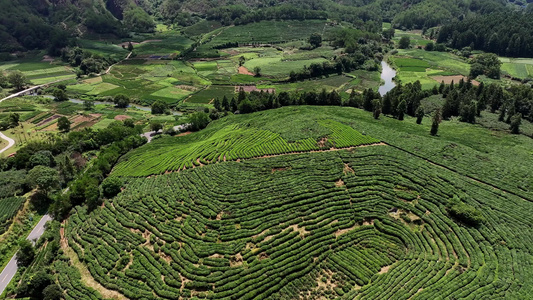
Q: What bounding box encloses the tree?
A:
[239,56,246,66]
[398,36,410,49]
[309,33,322,48]
[0,73,8,88]
[79,58,105,75]
[470,53,501,79]
[469,63,484,79]
[58,116,71,133]
[8,113,20,127]
[253,66,261,77]
[84,100,95,111]
[57,154,74,183]
[382,28,395,40]
[17,240,35,267]
[30,150,54,167]
[189,112,210,131]
[53,88,68,102]
[214,98,222,111]
[27,166,60,195]
[128,42,134,52]
[222,96,230,111]
[382,94,392,115]
[85,181,101,211]
[372,99,382,119]
[415,107,425,124]
[238,98,254,113]
[362,89,374,112]
[425,41,435,51]
[151,100,168,115]
[150,121,163,132]
[101,177,123,198]
[8,71,28,91]
[431,109,442,136]
[43,284,62,300]
[397,100,407,120]
[123,119,135,128]
[510,113,522,134]
[17,269,51,299]
[114,94,130,108]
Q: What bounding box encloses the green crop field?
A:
[61,106,533,299]
[1,59,76,85]
[499,57,533,79]
[65,59,211,105]
[390,58,430,72]
[133,34,194,57]
[186,86,235,104]
[394,30,431,48]
[390,49,471,88]
[77,39,130,60]
[112,117,379,176]
[0,197,24,234]
[244,57,329,78]
[204,20,334,47]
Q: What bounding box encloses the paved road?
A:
[0,132,14,155]
[0,77,75,104]
[0,214,52,295]
[142,124,190,143]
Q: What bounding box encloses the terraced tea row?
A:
[62,146,533,299]
[0,197,24,234]
[112,120,380,177]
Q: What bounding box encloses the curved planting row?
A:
[64,146,533,299]
[112,120,380,177]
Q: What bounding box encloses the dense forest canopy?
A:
[437,11,533,58]
[0,0,526,55]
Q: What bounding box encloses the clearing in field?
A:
[238,66,254,75]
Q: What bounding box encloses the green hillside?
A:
[59,106,533,299]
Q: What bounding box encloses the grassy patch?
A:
[391,57,430,72]
[186,86,235,104]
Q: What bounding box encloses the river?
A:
[378,61,397,96]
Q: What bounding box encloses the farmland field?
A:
[390,49,471,89]
[205,20,334,47]
[0,59,76,86]
[186,86,235,104]
[0,197,24,234]
[499,57,533,79]
[61,106,533,299]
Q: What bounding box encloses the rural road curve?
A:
[0,132,14,155]
[0,77,74,103]
[143,124,190,143]
[0,214,52,295]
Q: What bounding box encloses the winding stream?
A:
[378,61,397,96]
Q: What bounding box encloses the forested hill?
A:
[437,12,533,58]
[0,0,523,55]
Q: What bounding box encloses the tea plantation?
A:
[57,107,533,299]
